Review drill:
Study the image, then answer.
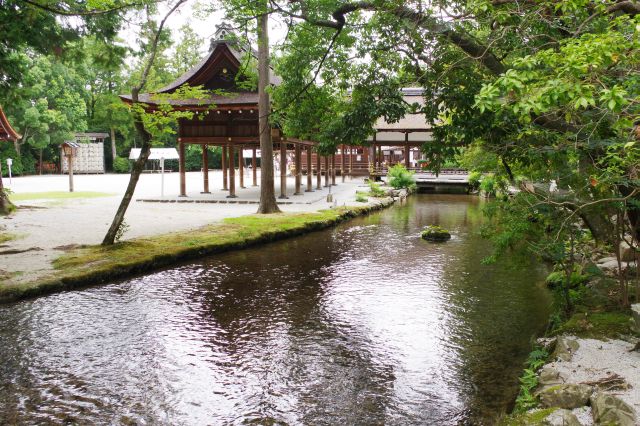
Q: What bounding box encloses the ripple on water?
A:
[0,195,551,425]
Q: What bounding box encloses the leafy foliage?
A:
[387,164,416,190]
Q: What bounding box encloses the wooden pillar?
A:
[279,142,288,198]
[404,132,410,169]
[202,145,210,193]
[227,144,237,198]
[316,151,322,190]
[378,144,383,171]
[252,147,257,186]
[179,141,186,196]
[324,156,330,187]
[331,154,337,185]
[239,145,245,188]
[341,144,346,182]
[349,145,354,177]
[306,146,313,192]
[294,143,302,195]
[221,145,228,190]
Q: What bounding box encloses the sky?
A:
[130,0,290,57]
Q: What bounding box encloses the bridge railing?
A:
[370,167,468,177]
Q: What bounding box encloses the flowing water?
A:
[0,195,552,425]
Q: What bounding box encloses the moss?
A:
[9,191,113,201]
[421,225,452,241]
[0,201,394,303]
[499,408,558,426]
[554,311,633,339]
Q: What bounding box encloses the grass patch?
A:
[0,233,20,244]
[553,311,634,339]
[9,191,113,201]
[0,202,393,303]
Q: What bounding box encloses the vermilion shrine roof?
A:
[0,106,20,141]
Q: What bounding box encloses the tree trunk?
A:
[101,0,186,244]
[256,7,280,214]
[102,119,151,245]
[110,126,117,166]
[0,162,14,215]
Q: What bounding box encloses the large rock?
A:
[631,304,640,333]
[552,336,580,362]
[538,384,593,409]
[541,409,582,426]
[590,392,637,426]
[538,367,566,388]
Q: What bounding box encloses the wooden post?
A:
[331,154,337,185]
[306,146,313,192]
[239,145,245,188]
[324,156,330,187]
[404,132,410,169]
[341,144,345,182]
[252,147,257,186]
[202,145,210,193]
[349,145,353,177]
[179,141,186,196]
[67,153,74,193]
[316,151,322,190]
[279,142,288,198]
[222,145,228,190]
[294,143,302,195]
[227,144,237,198]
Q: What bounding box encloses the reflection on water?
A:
[0,195,551,425]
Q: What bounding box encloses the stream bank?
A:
[502,270,640,425]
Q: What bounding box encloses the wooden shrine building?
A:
[121,27,330,199]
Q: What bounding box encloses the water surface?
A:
[0,195,551,425]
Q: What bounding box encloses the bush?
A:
[368,181,386,197]
[479,173,497,196]
[387,164,416,190]
[468,171,482,191]
[113,156,130,173]
[355,192,368,203]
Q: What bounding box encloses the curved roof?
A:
[121,39,280,108]
[0,106,20,141]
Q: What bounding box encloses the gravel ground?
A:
[548,337,640,420]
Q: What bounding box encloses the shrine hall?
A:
[121,28,355,199]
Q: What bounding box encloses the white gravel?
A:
[548,337,640,418]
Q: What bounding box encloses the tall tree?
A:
[256,4,280,213]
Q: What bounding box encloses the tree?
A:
[170,24,205,75]
[256,5,281,213]
[102,1,211,245]
[3,55,88,158]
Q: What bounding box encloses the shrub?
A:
[479,173,497,196]
[113,156,130,173]
[355,192,368,203]
[468,171,482,191]
[368,181,386,197]
[387,164,416,190]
